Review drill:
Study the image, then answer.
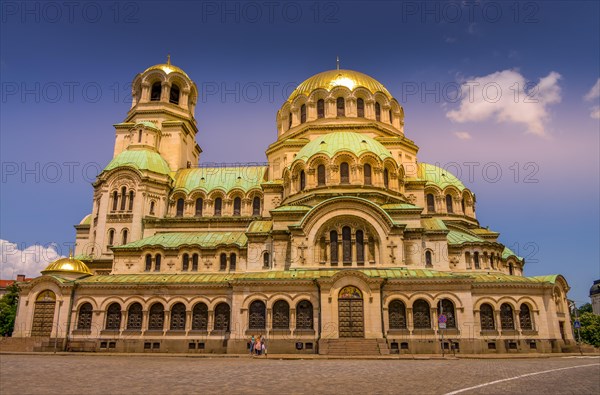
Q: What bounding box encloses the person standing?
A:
[261,338,267,358]
[254,336,262,356]
[249,335,255,356]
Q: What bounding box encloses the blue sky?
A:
[1,1,598,304]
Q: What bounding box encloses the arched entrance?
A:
[31,290,56,337]
[338,286,364,337]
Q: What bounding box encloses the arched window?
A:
[127,303,142,330]
[296,300,313,329]
[288,112,292,129]
[182,253,189,271]
[145,254,152,271]
[263,252,270,268]
[519,304,533,330]
[317,164,326,186]
[107,229,115,247]
[480,303,495,330]
[170,303,186,330]
[300,104,306,123]
[214,303,230,331]
[272,300,290,329]
[233,197,241,216]
[357,98,365,117]
[446,194,453,213]
[77,303,93,330]
[342,226,352,264]
[375,102,381,121]
[176,198,184,217]
[474,252,480,269]
[336,97,345,116]
[169,84,180,104]
[122,229,128,245]
[388,300,407,329]
[438,299,456,328]
[230,253,237,271]
[330,230,339,265]
[192,303,208,330]
[340,162,349,184]
[465,252,472,268]
[489,253,495,269]
[219,253,227,271]
[154,254,161,271]
[249,300,266,329]
[356,230,364,264]
[148,303,164,330]
[364,164,372,185]
[120,187,127,211]
[149,201,155,215]
[112,191,118,211]
[509,262,514,275]
[317,99,325,118]
[389,109,393,124]
[500,303,515,330]
[383,168,389,189]
[252,196,261,216]
[461,198,466,213]
[195,198,203,216]
[138,129,142,143]
[150,82,162,101]
[105,303,121,330]
[214,197,222,216]
[425,250,433,267]
[192,254,199,271]
[413,299,431,329]
[299,170,306,191]
[128,191,134,211]
[426,193,435,212]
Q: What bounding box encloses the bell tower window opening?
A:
[317,99,325,118]
[120,187,127,211]
[357,98,365,117]
[145,254,152,271]
[364,164,372,185]
[214,198,222,217]
[446,194,453,213]
[252,197,261,216]
[154,254,161,271]
[122,229,128,245]
[230,253,237,271]
[128,191,134,211]
[220,253,227,271]
[299,170,306,191]
[340,162,350,184]
[375,102,381,121]
[150,82,162,101]
[383,168,389,189]
[195,198,203,217]
[330,230,339,265]
[389,109,393,124]
[169,84,180,104]
[474,252,480,269]
[192,254,199,271]
[342,226,352,264]
[356,230,365,264]
[317,165,326,186]
[138,129,142,143]
[182,253,189,271]
[233,197,241,216]
[425,250,433,268]
[336,97,345,117]
[288,112,292,129]
[176,198,184,217]
[149,201,155,215]
[300,104,306,123]
[108,229,114,247]
[426,193,435,213]
[112,191,118,211]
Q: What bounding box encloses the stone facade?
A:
[12,62,575,354]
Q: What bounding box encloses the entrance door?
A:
[338,286,364,337]
[31,290,56,337]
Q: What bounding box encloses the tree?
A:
[578,303,593,315]
[578,312,600,348]
[0,283,20,336]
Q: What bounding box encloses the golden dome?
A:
[143,57,189,79]
[42,256,92,277]
[288,69,393,102]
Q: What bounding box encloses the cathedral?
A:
[12,60,575,354]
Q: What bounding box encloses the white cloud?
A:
[590,106,600,120]
[454,131,472,140]
[446,69,562,136]
[584,78,600,101]
[0,240,62,279]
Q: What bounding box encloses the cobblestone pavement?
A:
[0,354,598,395]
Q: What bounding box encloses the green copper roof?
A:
[74,268,558,286]
[418,163,466,192]
[381,203,422,210]
[135,121,159,129]
[447,229,485,245]
[79,214,92,225]
[173,166,267,193]
[294,132,392,163]
[502,246,523,261]
[113,232,248,250]
[422,218,448,231]
[271,205,312,212]
[247,221,273,233]
[104,148,171,175]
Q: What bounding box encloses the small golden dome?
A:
[288,69,392,102]
[42,256,92,277]
[143,56,189,78]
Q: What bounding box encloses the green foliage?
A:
[0,283,20,336]
[577,312,600,348]
[578,303,593,315]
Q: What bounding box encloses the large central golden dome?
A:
[288,69,392,102]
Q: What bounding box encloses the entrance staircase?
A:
[319,338,389,356]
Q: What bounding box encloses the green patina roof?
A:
[294,132,392,163]
[447,229,485,245]
[380,203,422,210]
[247,221,273,233]
[74,268,558,286]
[271,205,312,212]
[79,214,92,225]
[418,163,466,192]
[422,218,448,231]
[104,148,171,175]
[173,166,267,193]
[502,246,523,261]
[136,121,159,129]
[113,232,248,250]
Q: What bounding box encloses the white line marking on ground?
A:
[443,363,600,395]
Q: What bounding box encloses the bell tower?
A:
[113,57,201,170]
